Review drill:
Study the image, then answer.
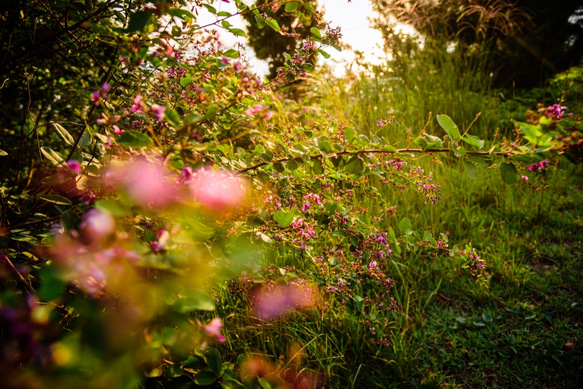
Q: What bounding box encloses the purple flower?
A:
[150,104,166,121]
[66,160,82,174]
[546,104,571,119]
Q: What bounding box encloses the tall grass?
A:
[213,41,583,387]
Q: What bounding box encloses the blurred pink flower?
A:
[189,168,248,212]
[131,94,143,112]
[79,208,115,245]
[110,160,180,209]
[253,284,317,320]
[203,318,226,342]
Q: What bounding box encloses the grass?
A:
[205,44,583,388]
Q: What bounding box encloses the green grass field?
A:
[206,56,583,388]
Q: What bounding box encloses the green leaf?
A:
[285,2,301,12]
[254,14,266,29]
[514,121,542,143]
[205,348,222,375]
[344,127,356,142]
[205,104,219,120]
[126,10,152,33]
[264,18,280,31]
[312,160,324,174]
[202,4,217,14]
[117,130,153,148]
[95,199,128,217]
[229,28,247,37]
[52,123,75,145]
[258,378,273,389]
[222,49,240,59]
[424,134,443,149]
[41,147,65,166]
[180,75,193,87]
[221,379,245,389]
[344,156,364,174]
[78,130,92,149]
[38,267,66,301]
[274,211,293,228]
[165,108,181,126]
[500,162,518,185]
[39,193,72,206]
[452,143,466,158]
[173,289,215,312]
[167,9,195,21]
[398,217,412,234]
[462,134,485,149]
[194,370,217,385]
[286,159,299,171]
[464,160,478,179]
[318,48,330,59]
[436,114,461,141]
[310,27,321,38]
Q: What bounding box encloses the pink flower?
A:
[253,284,317,320]
[91,91,101,105]
[79,208,115,245]
[189,168,249,212]
[150,104,166,121]
[521,175,529,181]
[131,94,143,112]
[112,124,124,135]
[203,318,226,342]
[109,160,180,209]
[66,160,82,174]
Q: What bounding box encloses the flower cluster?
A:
[545,104,572,120]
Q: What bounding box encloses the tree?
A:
[370,0,583,87]
[242,0,323,78]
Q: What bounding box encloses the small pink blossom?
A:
[112,124,124,135]
[131,94,143,112]
[150,104,166,121]
[253,284,317,320]
[109,160,180,209]
[521,175,529,181]
[66,160,82,174]
[203,318,226,342]
[79,208,115,245]
[91,91,101,105]
[188,168,249,212]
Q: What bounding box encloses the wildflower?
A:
[66,160,82,174]
[521,175,529,181]
[91,91,101,105]
[112,124,123,135]
[101,82,111,92]
[79,208,115,245]
[109,160,180,209]
[131,94,142,112]
[546,104,571,119]
[202,318,226,342]
[150,104,166,121]
[253,284,317,320]
[188,168,249,212]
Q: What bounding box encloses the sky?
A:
[195,0,389,77]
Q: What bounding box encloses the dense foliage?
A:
[0,0,582,388]
[370,0,583,87]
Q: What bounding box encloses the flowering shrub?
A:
[0,0,580,388]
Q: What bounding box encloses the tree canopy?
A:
[370,0,583,87]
